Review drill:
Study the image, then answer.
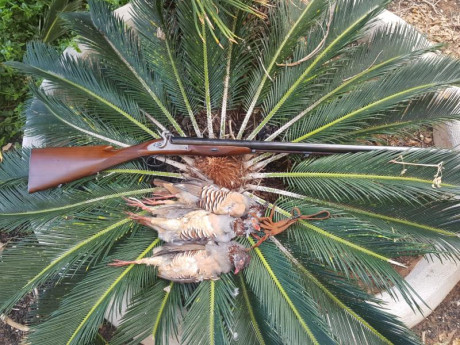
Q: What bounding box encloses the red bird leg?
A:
[255,207,331,246]
[123,197,153,211]
[141,195,176,206]
[251,233,261,240]
[251,234,269,248]
[125,212,153,227]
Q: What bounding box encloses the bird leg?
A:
[250,232,269,248]
[124,197,155,211]
[141,195,177,206]
[124,195,177,211]
[126,212,153,227]
[108,258,155,267]
[251,207,330,248]
[108,259,139,267]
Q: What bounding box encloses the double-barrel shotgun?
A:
[28,131,418,193]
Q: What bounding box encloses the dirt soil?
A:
[389,0,460,59]
[412,284,460,345]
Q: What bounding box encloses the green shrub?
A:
[0,0,50,146]
[0,0,130,147]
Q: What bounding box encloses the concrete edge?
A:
[376,257,460,328]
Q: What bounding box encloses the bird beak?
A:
[234,267,240,275]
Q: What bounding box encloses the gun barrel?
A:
[170,137,419,154]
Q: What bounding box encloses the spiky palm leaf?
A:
[1,0,460,344]
[40,0,83,43]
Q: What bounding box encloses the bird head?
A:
[229,244,251,274]
[221,192,248,217]
[233,217,260,237]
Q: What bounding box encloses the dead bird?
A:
[109,242,251,283]
[127,208,259,243]
[140,179,255,218]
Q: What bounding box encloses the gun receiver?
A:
[28,131,417,193]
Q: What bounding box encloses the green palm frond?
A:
[0,214,138,314]
[252,187,459,258]
[247,195,424,307]
[292,255,422,345]
[111,281,185,345]
[66,2,186,135]
[259,150,460,204]
[238,0,328,138]
[287,57,460,143]
[26,232,158,345]
[130,0,202,136]
[261,21,439,141]
[2,0,460,344]
[189,0,265,44]
[232,274,276,345]
[30,86,133,146]
[347,90,460,140]
[0,182,154,230]
[0,150,29,187]
[243,239,335,344]
[7,42,160,140]
[182,276,237,345]
[40,0,83,43]
[244,0,391,140]
[270,237,422,345]
[176,0,229,137]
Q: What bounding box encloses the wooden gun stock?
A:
[28,139,251,193]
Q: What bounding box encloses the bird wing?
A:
[157,274,200,284]
[154,178,203,194]
[149,205,198,218]
[152,243,206,257]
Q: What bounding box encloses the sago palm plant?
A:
[1,0,460,344]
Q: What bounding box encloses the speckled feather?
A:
[130,209,242,243]
[118,242,247,283]
[154,179,253,217]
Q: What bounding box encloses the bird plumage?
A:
[128,209,248,243]
[152,179,254,217]
[109,242,250,283]
[118,181,262,282]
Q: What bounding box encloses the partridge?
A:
[144,179,255,218]
[127,209,257,243]
[109,241,251,283]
